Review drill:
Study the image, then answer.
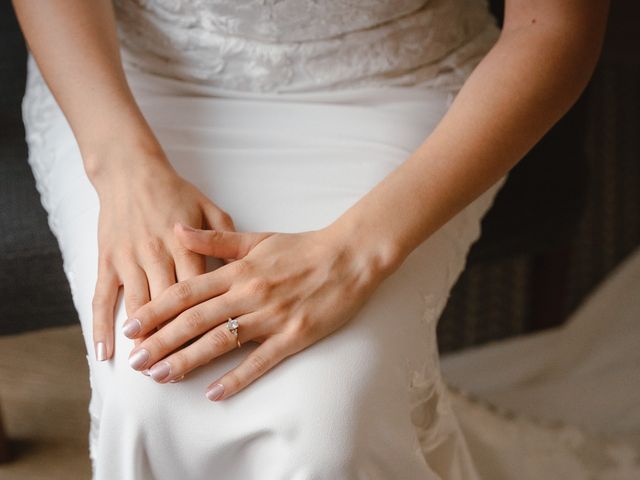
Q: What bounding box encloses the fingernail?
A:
[149,361,171,382]
[170,375,185,383]
[122,318,142,338]
[142,369,150,376]
[206,383,225,401]
[95,341,107,362]
[129,348,149,370]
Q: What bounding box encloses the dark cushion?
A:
[0,2,79,335]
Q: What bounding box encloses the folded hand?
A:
[122,222,389,401]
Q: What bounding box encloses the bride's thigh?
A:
[31,93,504,478]
[60,183,465,479]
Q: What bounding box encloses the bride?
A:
[13,0,610,478]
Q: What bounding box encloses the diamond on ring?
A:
[227,317,241,348]
[227,317,239,335]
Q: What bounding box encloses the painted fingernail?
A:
[129,348,149,370]
[170,375,185,383]
[95,341,107,362]
[142,369,150,376]
[122,318,142,338]
[149,361,171,382]
[206,383,225,401]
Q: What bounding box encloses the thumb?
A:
[174,222,271,259]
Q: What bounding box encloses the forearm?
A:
[331,0,610,276]
[12,0,167,181]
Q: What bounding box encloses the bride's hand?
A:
[86,139,236,363]
[122,221,399,401]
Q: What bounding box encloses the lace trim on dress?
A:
[446,383,640,480]
[113,0,501,93]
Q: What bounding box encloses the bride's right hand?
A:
[85,137,236,364]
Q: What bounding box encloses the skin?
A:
[12,0,238,357]
[13,0,610,401]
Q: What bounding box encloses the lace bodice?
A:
[113,0,501,93]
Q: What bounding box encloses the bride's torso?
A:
[113,0,501,93]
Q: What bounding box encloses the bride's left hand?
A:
[122,221,397,401]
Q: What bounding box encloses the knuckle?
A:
[207,328,231,351]
[115,244,136,262]
[172,245,195,261]
[125,291,147,308]
[147,334,169,355]
[143,237,168,262]
[182,308,205,331]
[230,259,251,277]
[247,353,270,376]
[91,294,111,311]
[290,311,313,338]
[140,304,156,322]
[269,299,289,317]
[246,278,271,299]
[286,329,305,349]
[170,351,189,371]
[98,253,114,269]
[170,281,193,303]
[225,370,241,389]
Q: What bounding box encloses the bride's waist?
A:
[114,2,500,94]
[119,22,499,94]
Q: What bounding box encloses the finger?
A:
[140,242,176,299]
[122,257,175,340]
[127,290,242,371]
[121,259,241,339]
[136,318,187,376]
[200,198,236,232]
[174,222,270,259]
[120,262,150,318]
[135,331,155,376]
[146,311,269,383]
[92,258,120,362]
[133,326,157,349]
[172,242,206,283]
[200,199,237,264]
[117,262,156,374]
[205,333,292,401]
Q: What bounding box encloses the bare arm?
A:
[13,0,236,362]
[12,0,167,178]
[331,0,611,273]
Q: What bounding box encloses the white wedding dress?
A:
[20,0,640,478]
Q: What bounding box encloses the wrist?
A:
[325,213,407,283]
[82,128,176,193]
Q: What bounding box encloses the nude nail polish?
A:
[122,318,142,338]
[149,361,171,382]
[129,348,149,370]
[142,369,150,376]
[206,383,225,401]
[96,341,107,362]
